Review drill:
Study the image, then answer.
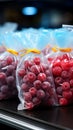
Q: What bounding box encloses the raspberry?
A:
[24,60,32,68]
[62,91,72,99]
[29,87,37,96]
[1,85,9,94]
[59,98,68,105]
[42,81,51,91]
[61,60,69,70]
[30,65,40,74]
[48,98,55,106]
[62,82,70,91]
[70,79,73,87]
[62,54,69,60]
[24,92,32,101]
[1,60,7,67]
[23,75,29,83]
[25,102,34,110]
[55,77,62,85]
[0,72,6,81]
[33,57,40,65]
[45,69,51,76]
[6,76,14,85]
[53,59,61,67]
[18,69,26,77]
[32,97,41,105]
[47,76,53,84]
[21,83,28,92]
[37,89,45,99]
[52,66,62,76]
[7,65,14,74]
[69,67,73,79]
[61,70,68,79]
[56,86,62,95]
[6,56,13,65]
[38,73,46,82]
[33,80,42,89]
[27,72,36,82]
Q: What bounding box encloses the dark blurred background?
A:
[0,0,73,30]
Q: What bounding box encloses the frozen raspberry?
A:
[25,102,34,110]
[0,92,6,100]
[61,70,68,79]
[48,98,55,106]
[1,85,9,94]
[6,56,13,65]
[33,57,40,65]
[52,66,62,76]
[33,80,42,89]
[70,79,73,87]
[59,98,68,105]
[62,91,72,99]
[27,72,36,82]
[47,76,53,84]
[37,89,45,99]
[30,65,40,74]
[53,59,61,67]
[69,67,73,79]
[61,60,69,70]
[62,54,70,60]
[0,72,6,81]
[18,69,26,77]
[55,77,62,85]
[21,83,28,92]
[1,60,7,67]
[23,92,32,101]
[7,65,14,74]
[42,81,51,91]
[32,97,41,105]
[62,82,70,91]
[23,75,29,83]
[56,86,62,95]
[38,73,46,82]
[6,76,14,85]
[24,60,32,68]
[29,87,37,96]
[48,88,56,96]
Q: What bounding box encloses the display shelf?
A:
[0,98,73,130]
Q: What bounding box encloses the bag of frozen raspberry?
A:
[47,45,73,106]
[16,47,58,110]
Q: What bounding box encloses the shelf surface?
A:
[0,98,73,130]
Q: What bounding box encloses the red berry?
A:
[29,87,37,96]
[55,77,62,85]
[56,86,62,95]
[38,73,46,82]
[37,89,45,99]
[70,79,73,87]
[62,54,69,60]
[21,83,28,92]
[62,91,72,99]
[30,65,40,74]
[24,60,32,68]
[42,81,51,90]
[69,59,73,67]
[0,72,6,80]
[33,80,42,89]
[61,70,69,79]
[25,102,34,110]
[59,98,68,105]
[69,67,73,79]
[32,97,41,105]
[33,57,40,65]
[62,82,70,91]
[23,75,29,83]
[18,69,26,77]
[48,98,55,106]
[40,64,48,72]
[53,59,61,67]
[24,92,32,101]
[45,69,51,76]
[27,72,36,82]
[52,66,62,76]
[61,60,69,70]
[6,56,13,65]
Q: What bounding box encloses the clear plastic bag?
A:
[16,52,58,110]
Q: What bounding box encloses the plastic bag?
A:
[16,51,58,110]
[47,45,73,106]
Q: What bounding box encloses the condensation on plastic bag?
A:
[16,53,58,110]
